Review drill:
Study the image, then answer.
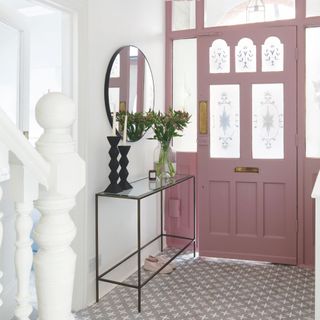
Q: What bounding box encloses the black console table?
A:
[95,174,196,312]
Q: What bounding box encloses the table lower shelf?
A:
[97,234,195,291]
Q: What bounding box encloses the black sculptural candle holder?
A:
[118,145,132,190]
[105,136,122,193]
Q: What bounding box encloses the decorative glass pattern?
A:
[210,39,230,74]
[235,37,256,72]
[306,28,320,158]
[210,85,240,158]
[252,83,284,159]
[110,54,120,78]
[262,37,284,72]
[172,0,196,31]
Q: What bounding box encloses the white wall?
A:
[85,0,165,306]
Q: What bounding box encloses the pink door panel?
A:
[198,26,297,264]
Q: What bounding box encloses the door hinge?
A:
[296,218,299,233]
[295,48,299,61]
[295,134,299,147]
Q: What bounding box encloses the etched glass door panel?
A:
[262,36,284,72]
[235,37,256,72]
[210,39,230,74]
[252,83,284,159]
[210,84,240,158]
[306,28,320,158]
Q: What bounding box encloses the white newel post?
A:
[32,93,85,320]
[312,172,320,320]
[11,163,39,320]
[0,142,9,309]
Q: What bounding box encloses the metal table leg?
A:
[160,190,163,252]
[193,176,196,258]
[95,194,99,302]
[137,199,141,312]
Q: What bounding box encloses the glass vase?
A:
[153,141,176,179]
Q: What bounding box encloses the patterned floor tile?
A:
[76,249,314,320]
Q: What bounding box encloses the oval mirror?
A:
[104,46,155,141]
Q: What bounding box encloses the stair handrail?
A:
[0,107,50,188]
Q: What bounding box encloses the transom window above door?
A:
[170,0,296,31]
[204,0,295,27]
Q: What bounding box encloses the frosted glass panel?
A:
[109,87,120,113]
[252,83,284,159]
[262,37,284,72]
[235,38,256,73]
[110,54,120,78]
[307,0,320,17]
[144,63,154,111]
[172,0,196,31]
[306,28,320,158]
[173,39,197,152]
[210,39,230,74]
[210,85,240,158]
[204,0,295,27]
[0,21,20,125]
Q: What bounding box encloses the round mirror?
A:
[104,46,155,140]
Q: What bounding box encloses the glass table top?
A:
[97,174,194,200]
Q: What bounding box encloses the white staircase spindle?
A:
[14,202,34,320]
[33,93,85,320]
[11,163,39,320]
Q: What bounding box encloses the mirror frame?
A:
[104,45,155,138]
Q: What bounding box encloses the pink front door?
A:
[198,26,297,264]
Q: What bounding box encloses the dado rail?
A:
[0,93,85,320]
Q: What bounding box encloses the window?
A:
[173,39,197,152]
[204,0,295,27]
[306,28,320,158]
[172,0,196,31]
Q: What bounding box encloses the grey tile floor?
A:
[76,249,315,320]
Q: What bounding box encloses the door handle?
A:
[199,101,208,134]
[235,167,259,173]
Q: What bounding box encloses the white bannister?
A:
[0,92,85,320]
[312,171,320,320]
[0,108,50,188]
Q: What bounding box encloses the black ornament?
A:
[118,145,132,190]
[105,136,122,193]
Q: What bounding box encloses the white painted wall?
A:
[85,0,165,306]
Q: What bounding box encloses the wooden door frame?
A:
[165,0,320,267]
